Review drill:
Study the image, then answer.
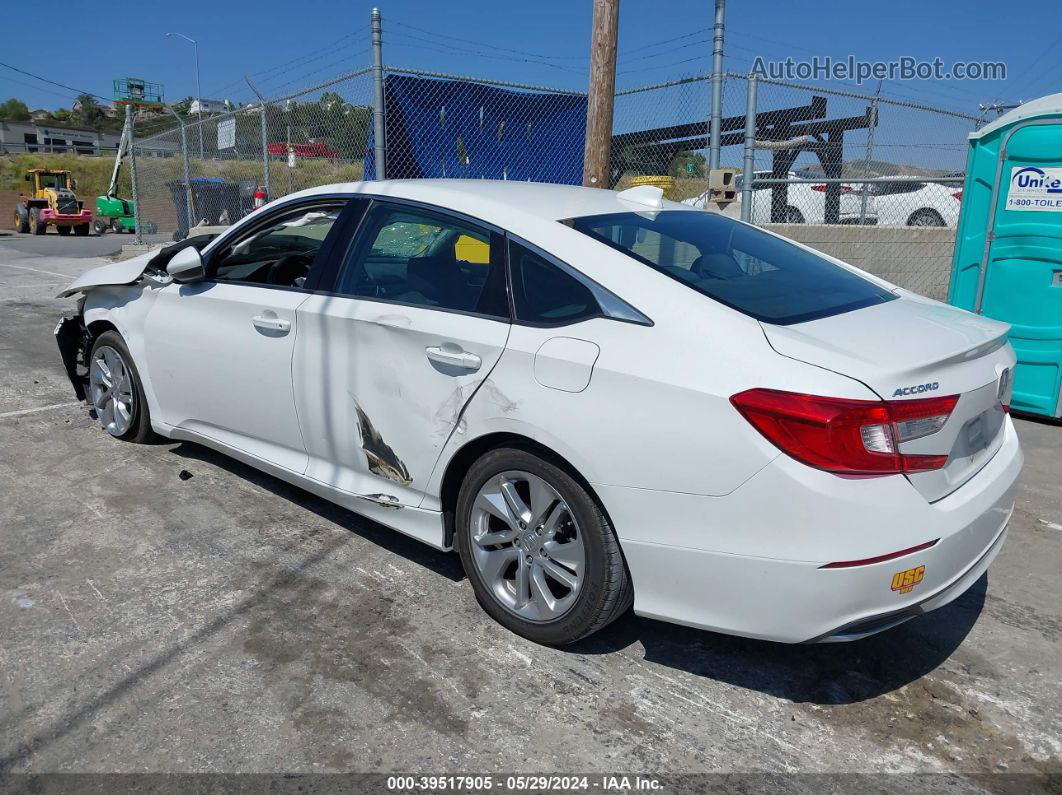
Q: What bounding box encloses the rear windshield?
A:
[566,210,896,325]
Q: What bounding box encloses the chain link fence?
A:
[126,57,982,300]
[130,69,373,242]
[611,73,981,299]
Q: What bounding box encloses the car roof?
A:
[288,179,693,228]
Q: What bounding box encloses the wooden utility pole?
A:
[582,0,619,188]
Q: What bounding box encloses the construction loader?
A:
[13,169,93,236]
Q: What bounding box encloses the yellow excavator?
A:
[13,168,94,235]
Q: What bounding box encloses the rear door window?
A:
[568,210,895,325]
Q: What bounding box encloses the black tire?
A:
[94,220,109,235]
[111,218,125,233]
[57,225,71,236]
[87,331,156,443]
[14,208,29,233]
[784,206,805,224]
[74,223,90,237]
[455,447,633,645]
[907,208,945,227]
[30,207,46,235]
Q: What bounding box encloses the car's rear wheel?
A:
[907,208,945,227]
[784,206,805,224]
[455,448,632,645]
[87,331,155,443]
[74,223,90,236]
[57,225,71,236]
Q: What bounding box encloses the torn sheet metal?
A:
[355,402,413,486]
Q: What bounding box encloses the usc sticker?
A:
[891,565,925,594]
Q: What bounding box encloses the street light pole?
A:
[166,32,204,159]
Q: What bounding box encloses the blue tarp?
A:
[366,75,587,183]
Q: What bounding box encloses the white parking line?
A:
[0,402,81,420]
[0,261,73,279]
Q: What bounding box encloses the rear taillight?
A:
[952,190,963,201]
[730,389,959,475]
[811,184,854,194]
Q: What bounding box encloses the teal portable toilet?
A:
[949,94,1062,420]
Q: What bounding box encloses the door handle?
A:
[425,345,482,371]
[252,314,291,334]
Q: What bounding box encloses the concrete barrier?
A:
[762,223,956,302]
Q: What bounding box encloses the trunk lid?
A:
[762,295,1014,501]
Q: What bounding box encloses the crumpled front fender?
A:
[56,249,163,298]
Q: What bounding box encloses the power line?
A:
[387,35,587,75]
[0,61,110,103]
[0,73,89,104]
[201,28,368,98]
[262,50,371,95]
[391,20,585,61]
[618,55,706,77]
[618,37,713,65]
[253,45,368,91]
[619,27,712,57]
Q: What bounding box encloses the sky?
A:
[0,0,1057,175]
[0,0,1056,115]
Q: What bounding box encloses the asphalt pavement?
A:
[0,247,1059,787]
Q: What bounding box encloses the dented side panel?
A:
[426,312,882,511]
[292,295,509,507]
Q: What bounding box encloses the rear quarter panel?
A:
[425,269,883,506]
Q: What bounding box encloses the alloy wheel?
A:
[88,345,136,437]
[469,470,585,622]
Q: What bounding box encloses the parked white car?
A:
[56,180,1021,645]
[683,171,876,224]
[865,178,963,227]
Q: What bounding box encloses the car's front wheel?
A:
[455,448,632,645]
[87,331,155,443]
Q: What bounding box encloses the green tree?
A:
[669,150,706,179]
[73,93,104,127]
[171,96,195,117]
[0,98,30,121]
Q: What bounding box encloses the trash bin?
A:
[166,177,250,241]
[948,93,1062,419]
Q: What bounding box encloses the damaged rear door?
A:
[293,200,511,507]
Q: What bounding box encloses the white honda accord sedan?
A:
[55,179,1022,645]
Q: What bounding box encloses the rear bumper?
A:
[40,209,93,225]
[601,417,1022,643]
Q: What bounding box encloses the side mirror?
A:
[72,179,78,190]
[167,246,207,283]
[24,174,30,182]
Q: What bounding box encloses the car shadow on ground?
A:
[572,575,987,705]
[169,440,985,706]
[168,441,466,582]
